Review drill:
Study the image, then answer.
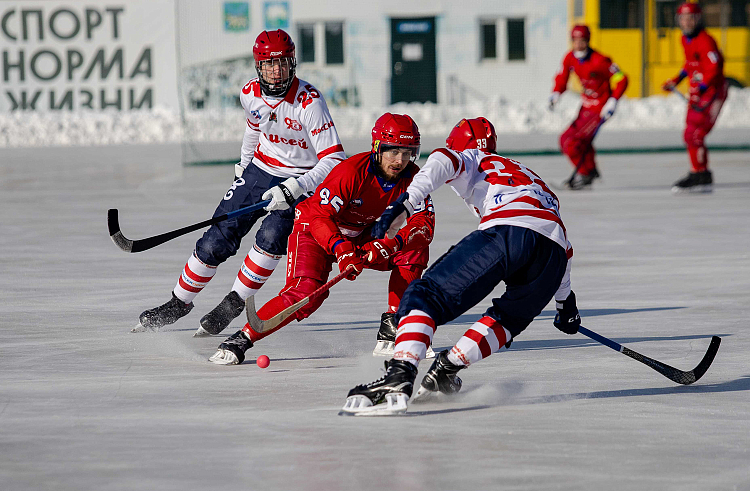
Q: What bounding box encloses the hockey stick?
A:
[108,199,271,253]
[578,326,721,385]
[246,266,354,333]
[666,87,689,103]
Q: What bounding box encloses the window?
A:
[480,21,497,60]
[657,0,749,28]
[600,0,644,28]
[574,0,585,17]
[325,22,344,65]
[298,24,315,63]
[507,19,525,61]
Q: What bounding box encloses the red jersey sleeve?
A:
[553,53,574,94]
[306,162,357,254]
[604,57,629,99]
[698,33,723,88]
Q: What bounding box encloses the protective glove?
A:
[661,78,679,92]
[371,192,414,239]
[548,91,561,110]
[600,97,618,122]
[234,163,245,181]
[553,291,581,335]
[361,236,402,267]
[334,241,364,281]
[689,83,709,111]
[262,177,304,212]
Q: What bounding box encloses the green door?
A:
[390,17,437,103]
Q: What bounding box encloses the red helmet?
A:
[677,2,702,15]
[445,117,497,152]
[253,29,296,96]
[571,24,591,41]
[371,113,421,162]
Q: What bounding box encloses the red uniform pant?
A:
[244,222,429,343]
[560,106,602,176]
[684,82,728,173]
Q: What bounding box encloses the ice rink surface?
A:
[1,144,749,490]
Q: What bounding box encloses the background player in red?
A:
[209,113,436,365]
[662,2,727,193]
[550,25,628,190]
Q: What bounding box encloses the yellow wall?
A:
[570,0,750,98]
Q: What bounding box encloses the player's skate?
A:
[372,312,435,358]
[133,293,193,332]
[194,291,245,337]
[208,329,254,365]
[412,349,466,402]
[339,358,417,416]
[563,169,598,190]
[672,170,712,194]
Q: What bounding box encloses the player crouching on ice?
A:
[209,113,436,365]
[340,118,581,416]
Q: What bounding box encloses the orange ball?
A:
[256,355,270,369]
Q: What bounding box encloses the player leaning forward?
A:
[135,30,346,334]
[341,118,582,415]
[209,113,435,365]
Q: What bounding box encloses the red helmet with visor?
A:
[253,29,296,97]
[371,113,421,163]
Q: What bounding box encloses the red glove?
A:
[661,77,679,92]
[361,237,402,267]
[334,241,364,280]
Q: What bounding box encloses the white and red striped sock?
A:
[448,316,511,367]
[173,251,217,304]
[232,245,281,300]
[393,310,436,367]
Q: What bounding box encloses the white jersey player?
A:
[136,29,346,337]
[342,118,581,416]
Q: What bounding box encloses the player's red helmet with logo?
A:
[253,29,296,97]
[571,24,591,41]
[371,113,421,162]
[445,117,497,152]
[677,2,702,15]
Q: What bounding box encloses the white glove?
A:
[262,177,304,211]
[548,92,561,110]
[235,163,245,180]
[601,97,618,121]
[385,198,415,239]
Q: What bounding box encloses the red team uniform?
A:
[663,2,727,192]
[552,25,628,188]
[209,114,435,365]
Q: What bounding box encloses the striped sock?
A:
[448,316,511,367]
[173,251,217,304]
[232,245,281,300]
[393,310,436,367]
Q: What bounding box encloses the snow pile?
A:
[1,88,749,148]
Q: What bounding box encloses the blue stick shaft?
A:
[578,326,622,352]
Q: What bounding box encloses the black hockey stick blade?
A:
[578,326,721,385]
[107,200,270,253]
[621,335,721,385]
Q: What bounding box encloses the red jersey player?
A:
[550,25,628,190]
[209,114,436,365]
[662,2,727,193]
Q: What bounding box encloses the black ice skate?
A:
[339,359,417,416]
[372,312,435,358]
[133,293,193,332]
[194,291,245,337]
[672,170,712,194]
[564,168,598,190]
[412,349,466,402]
[208,329,254,365]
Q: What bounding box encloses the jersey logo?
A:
[250,109,261,119]
[350,198,363,208]
[269,111,278,123]
[707,51,718,64]
[311,121,335,136]
[285,117,303,131]
[266,133,309,149]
